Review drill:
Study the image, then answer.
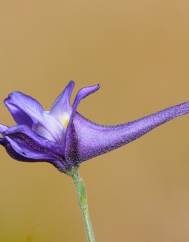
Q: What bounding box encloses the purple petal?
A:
[72,84,100,114]
[32,112,64,142]
[71,101,189,162]
[0,124,8,133]
[50,80,75,117]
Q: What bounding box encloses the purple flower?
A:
[0,81,188,172]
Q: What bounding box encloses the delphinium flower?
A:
[0,80,189,242]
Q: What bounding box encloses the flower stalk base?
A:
[67,166,96,242]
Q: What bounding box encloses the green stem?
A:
[67,166,96,242]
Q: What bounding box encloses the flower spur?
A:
[1,80,189,242]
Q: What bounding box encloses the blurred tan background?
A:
[0,0,189,241]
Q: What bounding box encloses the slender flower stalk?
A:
[0,80,189,241]
[67,166,95,242]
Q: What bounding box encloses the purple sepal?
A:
[1,125,66,171]
[71,101,189,162]
[4,91,44,125]
[64,84,100,164]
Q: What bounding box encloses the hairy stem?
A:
[67,166,96,242]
